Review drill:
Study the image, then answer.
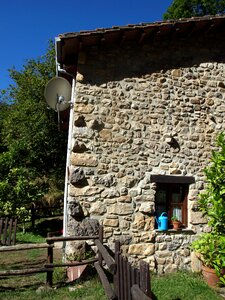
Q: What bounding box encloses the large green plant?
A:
[191,133,225,285]
[198,133,225,233]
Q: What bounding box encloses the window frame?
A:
[150,175,195,228]
[155,183,188,227]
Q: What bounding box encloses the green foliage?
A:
[0,40,67,222]
[164,0,225,20]
[171,215,179,221]
[198,133,225,233]
[191,232,225,269]
[191,133,225,286]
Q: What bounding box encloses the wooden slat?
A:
[140,260,151,298]
[123,256,128,300]
[7,218,13,245]
[114,241,120,298]
[127,261,132,300]
[12,218,17,245]
[3,217,8,245]
[119,254,124,300]
[94,262,117,300]
[131,284,152,300]
[98,225,103,267]
[94,239,116,274]
[0,219,3,241]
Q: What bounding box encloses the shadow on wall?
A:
[77,33,225,86]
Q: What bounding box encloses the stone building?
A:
[54,15,225,273]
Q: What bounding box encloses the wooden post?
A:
[98,225,103,267]
[46,241,54,286]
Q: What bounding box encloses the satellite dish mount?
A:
[44,77,72,128]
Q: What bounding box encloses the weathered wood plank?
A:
[127,261,132,300]
[12,218,17,245]
[94,261,117,300]
[0,267,53,276]
[94,239,116,274]
[119,254,124,300]
[46,235,99,243]
[140,260,151,298]
[123,256,128,300]
[98,225,103,267]
[114,249,120,298]
[3,217,8,245]
[45,258,98,268]
[0,243,53,252]
[131,284,152,300]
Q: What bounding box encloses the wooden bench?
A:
[0,217,17,246]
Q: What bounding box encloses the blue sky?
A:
[0,0,172,91]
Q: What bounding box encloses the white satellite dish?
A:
[44,77,72,112]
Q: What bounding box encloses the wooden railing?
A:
[94,230,152,300]
[0,225,152,299]
[0,242,54,283]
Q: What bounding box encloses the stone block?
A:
[107,203,133,215]
[70,153,98,167]
[99,129,112,141]
[128,243,155,256]
[118,195,132,203]
[103,218,119,227]
[139,202,154,213]
[89,201,106,215]
[171,69,182,77]
[190,211,207,224]
[132,213,145,229]
[191,251,202,272]
[69,185,104,197]
[74,103,95,114]
[164,264,178,273]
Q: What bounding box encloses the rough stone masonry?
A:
[65,33,225,273]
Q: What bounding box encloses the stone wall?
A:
[66,34,225,273]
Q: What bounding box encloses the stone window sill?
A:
[155,229,195,234]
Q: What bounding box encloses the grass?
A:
[0,224,224,299]
[151,270,223,300]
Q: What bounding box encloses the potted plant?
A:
[191,232,225,287]
[190,133,225,287]
[171,216,181,230]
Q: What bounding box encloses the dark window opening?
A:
[155,183,188,227]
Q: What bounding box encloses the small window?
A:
[151,175,195,228]
[155,183,188,227]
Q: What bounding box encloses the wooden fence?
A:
[0,217,17,246]
[0,225,152,299]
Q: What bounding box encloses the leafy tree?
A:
[0,40,68,222]
[164,0,225,20]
